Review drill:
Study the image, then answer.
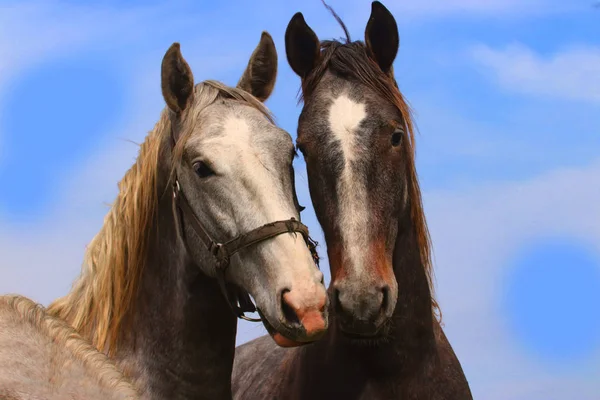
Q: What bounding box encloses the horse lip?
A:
[258,308,322,345]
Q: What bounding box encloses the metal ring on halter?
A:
[239,313,262,322]
[173,180,181,198]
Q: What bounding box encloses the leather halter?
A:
[169,120,320,322]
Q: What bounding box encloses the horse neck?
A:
[390,206,436,348]
[115,143,237,400]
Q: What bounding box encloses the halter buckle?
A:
[172,180,181,199]
[239,314,262,322]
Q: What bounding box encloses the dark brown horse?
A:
[232,2,472,399]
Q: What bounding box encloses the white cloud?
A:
[0,1,164,167]
[470,44,600,103]
[0,0,272,173]
[0,1,178,92]
[387,0,567,16]
[477,375,600,400]
[327,0,577,28]
[426,158,600,399]
[0,66,157,304]
[0,2,164,291]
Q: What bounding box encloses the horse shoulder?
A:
[232,334,301,399]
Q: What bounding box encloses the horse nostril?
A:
[380,285,390,315]
[280,289,300,325]
[333,288,343,313]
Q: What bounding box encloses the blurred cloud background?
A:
[0,0,598,398]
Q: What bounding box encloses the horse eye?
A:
[193,161,215,178]
[391,129,403,147]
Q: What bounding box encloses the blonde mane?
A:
[48,80,272,356]
[1,295,138,397]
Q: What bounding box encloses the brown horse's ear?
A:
[237,31,278,102]
[285,12,320,79]
[161,43,194,113]
[365,1,399,74]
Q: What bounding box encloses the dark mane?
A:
[300,37,440,320]
[320,0,351,43]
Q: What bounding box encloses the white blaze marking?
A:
[221,115,251,152]
[220,115,313,280]
[220,115,287,219]
[328,94,369,276]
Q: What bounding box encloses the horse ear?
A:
[285,12,320,79]
[161,43,194,113]
[365,1,399,74]
[237,31,278,102]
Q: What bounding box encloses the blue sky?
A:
[0,0,598,398]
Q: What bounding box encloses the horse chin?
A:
[258,309,311,348]
[337,321,392,347]
[271,332,307,347]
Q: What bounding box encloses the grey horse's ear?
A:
[161,42,195,113]
[365,1,399,74]
[237,32,278,102]
[285,12,320,79]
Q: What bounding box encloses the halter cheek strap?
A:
[171,178,320,322]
